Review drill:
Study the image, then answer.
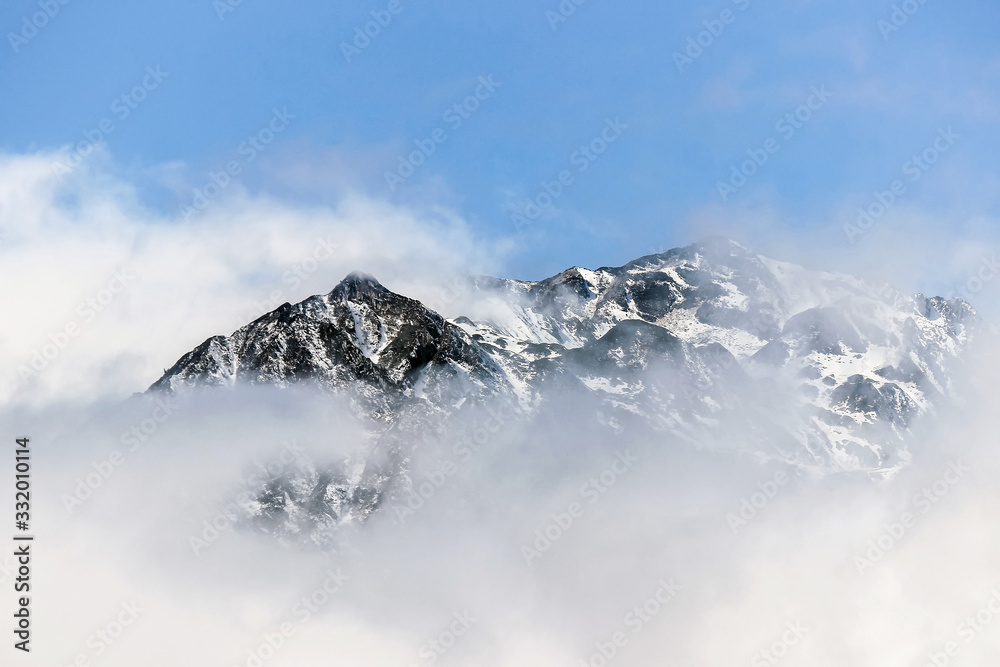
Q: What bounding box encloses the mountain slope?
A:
[149,239,977,538]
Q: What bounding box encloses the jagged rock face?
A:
[151,273,511,419]
[446,239,974,467]
[149,239,978,540]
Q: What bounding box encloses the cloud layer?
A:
[0,149,506,405]
[4,337,1000,666]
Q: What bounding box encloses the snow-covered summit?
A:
[148,239,977,532]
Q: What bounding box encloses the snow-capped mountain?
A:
[150,238,977,538]
[150,272,511,420]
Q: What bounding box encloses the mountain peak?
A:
[150,240,978,481]
[144,239,981,538]
[331,271,387,299]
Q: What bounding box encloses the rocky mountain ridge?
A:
[150,239,978,539]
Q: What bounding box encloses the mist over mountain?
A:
[146,238,977,543]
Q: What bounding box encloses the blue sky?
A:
[2,0,999,285]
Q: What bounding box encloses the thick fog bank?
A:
[2,335,999,667]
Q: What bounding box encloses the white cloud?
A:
[5,144,1000,665]
[7,341,1000,665]
[0,149,505,406]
